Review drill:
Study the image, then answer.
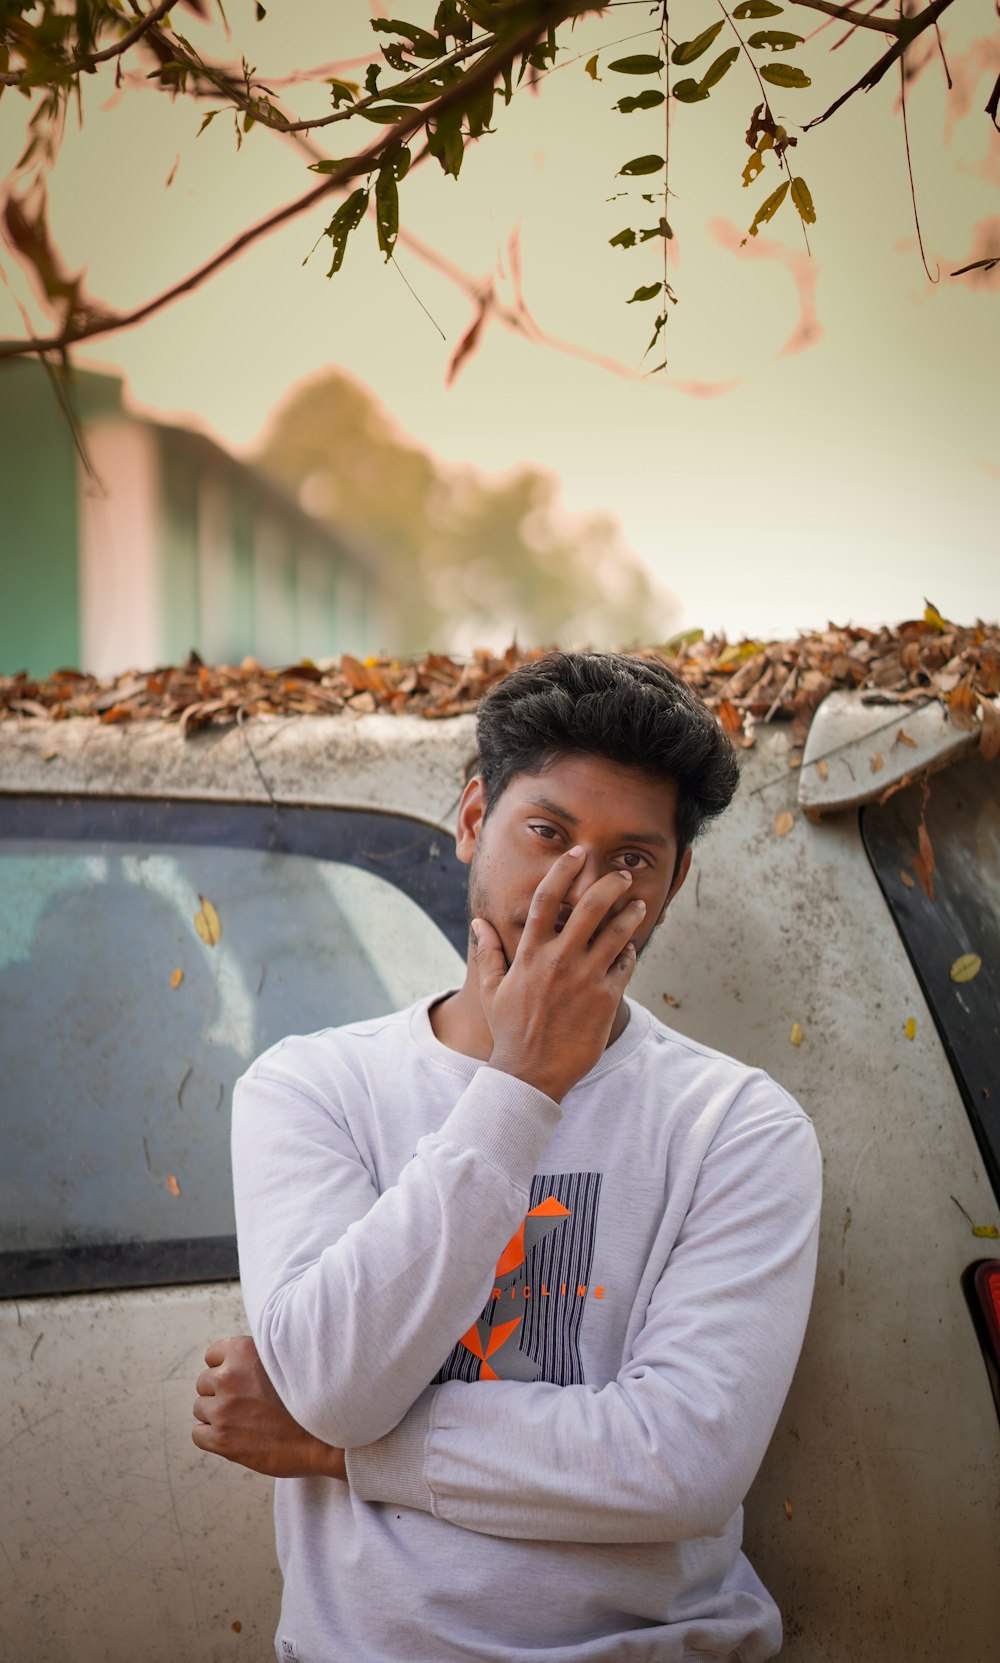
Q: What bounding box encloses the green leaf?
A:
[640,218,672,241]
[365,63,381,96]
[255,3,266,18]
[790,175,816,224]
[672,78,709,103]
[734,0,783,14]
[585,54,600,81]
[628,283,662,303]
[616,90,665,113]
[746,178,789,238]
[644,311,669,356]
[747,30,803,51]
[608,54,664,75]
[328,80,357,107]
[427,109,464,178]
[370,18,440,58]
[308,158,352,174]
[324,187,369,276]
[609,227,637,249]
[662,627,704,654]
[671,22,724,67]
[618,154,665,176]
[197,110,219,135]
[702,47,740,90]
[760,62,811,88]
[375,164,399,260]
[359,104,414,123]
[391,144,412,181]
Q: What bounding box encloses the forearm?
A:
[233,1060,561,1448]
[347,1113,822,1540]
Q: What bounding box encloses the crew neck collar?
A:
[408,991,651,1089]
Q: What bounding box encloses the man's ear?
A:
[656,845,693,924]
[455,776,487,867]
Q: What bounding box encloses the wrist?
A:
[487,1049,568,1104]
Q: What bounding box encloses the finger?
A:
[194,1367,217,1397]
[204,1337,230,1368]
[557,869,637,951]
[192,1395,212,1425]
[590,896,646,971]
[470,917,506,998]
[191,1422,221,1456]
[608,940,638,984]
[518,846,588,947]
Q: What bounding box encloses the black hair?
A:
[475,650,740,861]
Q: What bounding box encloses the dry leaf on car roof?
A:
[980,698,1000,762]
[790,1022,803,1047]
[783,1499,794,1520]
[166,1174,181,1197]
[950,953,982,983]
[899,869,915,889]
[870,753,884,773]
[904,1017,916,1040]
[170,968,184,990]
[947,684,979,732]
[194,895,221,946]
[896,728,916,748]
[774,811,794,837]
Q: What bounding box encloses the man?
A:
[193,651,822,1663]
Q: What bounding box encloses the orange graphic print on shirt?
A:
[437,1172,603,1387]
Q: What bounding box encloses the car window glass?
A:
[0,837,464,1264]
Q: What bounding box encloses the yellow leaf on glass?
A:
[816,759,829,781]
[904,1017,916,1040]
[870,752,884,773]
[950,953,981,983]
[774,810,794,837]
[790,1022,803,1047]
[170,967,184,990]
[194,895,221,946]
[783,1498,794,1520]
[166,1174,181,1197]
[972,1224,1000,1239]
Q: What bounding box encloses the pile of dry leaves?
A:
[2,608,998,752]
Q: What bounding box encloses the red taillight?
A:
[974,1260,1000,1361]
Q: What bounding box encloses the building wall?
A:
[77,422,162,678]
[0,362,83,676]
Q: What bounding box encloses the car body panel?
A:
[1,712,997,1662]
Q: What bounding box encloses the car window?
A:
[0,799,467,1296]
[861,751,999,1202]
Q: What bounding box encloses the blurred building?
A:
[0,360,384,678]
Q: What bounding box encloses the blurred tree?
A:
[257,371,674,653]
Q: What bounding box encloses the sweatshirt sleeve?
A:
[345,1106,822,1542]
[231,1046,562,1450]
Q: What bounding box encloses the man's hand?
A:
[192,1334,346,1480]
[473,847,645,1103]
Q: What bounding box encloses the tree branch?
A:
[802,0,957,129]
[787,0,905,36]
[0,4,572,360]
[0,0,183,88]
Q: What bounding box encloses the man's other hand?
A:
[192,1334,346,1480]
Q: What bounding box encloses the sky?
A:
[1,1,998,645]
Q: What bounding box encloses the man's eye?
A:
[529,824,559,841]
[620,852,649,870]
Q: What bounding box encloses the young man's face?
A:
[456,752,692,970]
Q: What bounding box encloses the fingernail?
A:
[568,844,584,857]
[634,899,646,911]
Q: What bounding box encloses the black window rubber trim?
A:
[860,788,1000,1209]
[0,793,467,1300]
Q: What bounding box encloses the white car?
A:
[1,696,997,1662]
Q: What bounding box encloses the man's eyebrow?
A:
[524,796,671,849]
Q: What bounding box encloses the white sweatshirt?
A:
[232,994,821,1663]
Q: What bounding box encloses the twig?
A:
[803,0,957,130]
